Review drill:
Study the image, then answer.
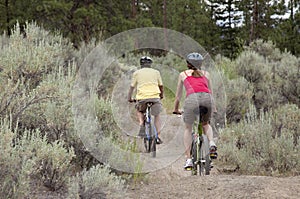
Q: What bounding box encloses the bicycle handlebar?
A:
[173,111,183,115]
[128,99,137,103]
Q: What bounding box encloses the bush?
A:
[214,54,238,80]
[0,22,75,129]
[247,39,282,61]
[225,77,254,123]
[0,22,73,88]
[235,50,267,84]
[0,21,139,197]
[0,119,32,199]
[271,104,300,146]
[67,164,125,199]
[277,52,300,107]
[234,40,298,112]
[0,119,75,198]
[218,104,300,176]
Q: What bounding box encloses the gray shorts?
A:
[135,98,162,116]
[183,92,212,124]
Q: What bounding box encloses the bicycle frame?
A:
[144,103,158,157]
[190,115,211,175]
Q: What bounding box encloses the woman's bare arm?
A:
[173,74,183,113]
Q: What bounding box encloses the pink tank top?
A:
[183,71,211,96]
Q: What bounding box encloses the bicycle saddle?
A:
[193,106,208,115]
[146,102,154,107]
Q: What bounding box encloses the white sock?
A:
[209,140,216,147]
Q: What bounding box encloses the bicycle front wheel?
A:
[150,137,156,158]
[144,123,156,157]
[144,123,151,153]
[199,136,211,176]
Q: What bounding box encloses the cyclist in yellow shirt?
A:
[128,56,164,144]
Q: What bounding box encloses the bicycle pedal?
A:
[185,167,192,171]
[210,153,218,159]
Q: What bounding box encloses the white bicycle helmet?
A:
[140,56,153,67]
[186,52,203,69]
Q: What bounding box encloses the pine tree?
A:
[209,0,243,59]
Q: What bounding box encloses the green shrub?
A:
[277,52,300,107]
[247,39,282,61]
[25,132,75,191]
[225,77,254,123]
[20,63,76,138]
[67,164,125,199]
[0,22,73,88]
[271,104,300,146]
[0,21,140,197]
[0,21,75,129]
[217,41,292,123]
[0,119,75,198]
[214,54,238,80]
[218,104,300,176]
[235,50,267,84]
[95,97,120,139]
[0,119,33,199]
[234,40,299,111]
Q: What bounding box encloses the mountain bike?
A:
[174,106,212,176]
[191,116,211,175]
[131,100,158,158]
[143,102,158,158]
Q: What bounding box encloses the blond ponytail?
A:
[192,69,204,77]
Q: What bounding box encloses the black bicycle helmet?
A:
[186,52,203,69]
[140,56,153,67]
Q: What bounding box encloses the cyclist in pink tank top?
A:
[173,52,218,170]
[183,70,211,96]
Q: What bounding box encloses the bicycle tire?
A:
[144,122,151,153]
[199,140,205,176]
[200,136,211,176]
[199,154,209,176]
[144,121,156,157]
[149,121,156,157]
[191,134,198,175]
[150,137,156,157]
[204,154,211,175]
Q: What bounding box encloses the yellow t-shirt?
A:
[131,68,163,100]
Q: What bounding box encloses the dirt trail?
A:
[125,172,300,199]
[124,114,300,199]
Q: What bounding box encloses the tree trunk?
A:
[131,0,137,19]
[131,0,139,49]
[250,0,258,42]
[163,0,168,50]
[5,0,10,35]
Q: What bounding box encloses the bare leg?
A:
[137,111,144,126]
[154,115,161,136]
[184,123,193,159]
[203,122,216,147]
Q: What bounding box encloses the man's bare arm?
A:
[128,86,134,102]
[159,85,164,99]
